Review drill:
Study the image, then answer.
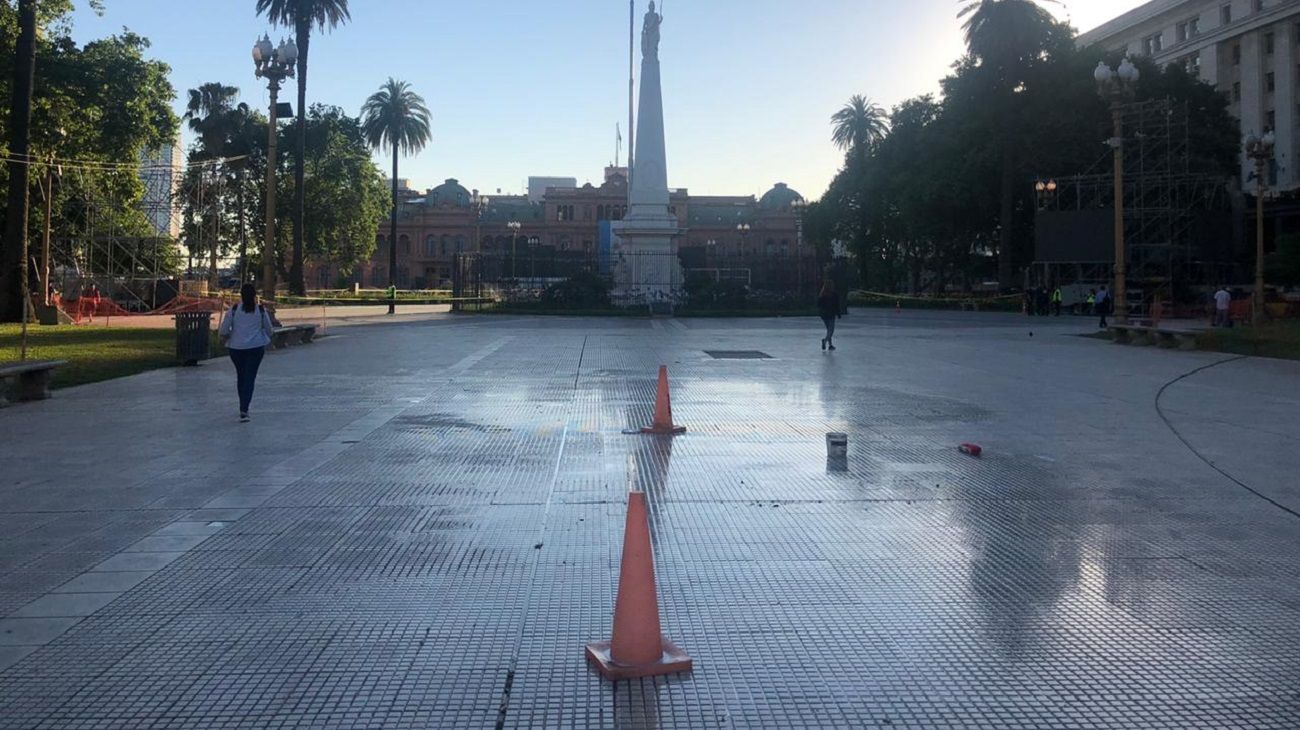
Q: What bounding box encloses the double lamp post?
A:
[252,35,297,301]
[1245,130,1275,325]
[1094,58,1140,325]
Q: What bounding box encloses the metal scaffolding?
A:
[1035,99,1234,311]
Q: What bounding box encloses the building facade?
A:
[139,141,184,238]
[1078,0,1300,190]
[319,169,810,290]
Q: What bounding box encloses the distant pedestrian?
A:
[1038,287,1051,316]
[1214,285,1232,327]
[1052,286,1063,316]
[1023,290,1034,316]
[817,280,840,351]
[219,283,275,422]
[1095,285,1111,328]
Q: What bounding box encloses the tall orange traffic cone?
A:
[586,490,692,680]
[641,365,686,435]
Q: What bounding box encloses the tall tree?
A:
[0,0,37,322]
[360,78,430,315]
[830,95,890,163]
[183,82,241,158]
[957,0,1062,289]
[255,0,351,297]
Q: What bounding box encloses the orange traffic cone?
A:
[586,490,692,680]
[641,365,686,435]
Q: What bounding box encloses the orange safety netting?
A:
[57,294,230,324]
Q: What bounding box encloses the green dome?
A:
[427,178,471,207]
[758,182,803,211]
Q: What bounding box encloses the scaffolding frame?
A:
[1035,99,1233,311]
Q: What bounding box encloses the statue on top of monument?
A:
[642,1,662,61]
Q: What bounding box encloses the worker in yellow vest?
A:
[1051,286,1063,317]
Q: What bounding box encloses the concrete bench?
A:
[0,359,66,407]
[1109,324,1155,345]
[1154,328,1200,351]
[271,325,318,349]
[1110,325,1199,350]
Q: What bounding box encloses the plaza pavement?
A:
[0,310,1298,728]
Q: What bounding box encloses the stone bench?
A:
[0,359,66,407]
[271,325,318,349]
[1110,325,1199,350]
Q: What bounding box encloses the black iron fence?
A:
[452,250,852,314]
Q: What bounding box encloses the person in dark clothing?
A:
[1095,285,1111,329]
[817,281,840,351]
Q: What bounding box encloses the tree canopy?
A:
[811,18,1240,294]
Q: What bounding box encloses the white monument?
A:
[613,2,683,310]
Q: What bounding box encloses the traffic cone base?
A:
[585,637,693,680]
[640,424,686,435]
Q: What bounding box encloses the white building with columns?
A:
[1079,0,1300,191]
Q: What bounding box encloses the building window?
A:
[1233,81,1242,101]
[1189,17,1200,37]
[455,235,465,253]
[1142,33,1163,55]
[1265,32,1275,55]
[1232,44,1242,65]
[1266,110,1276,129]
[1267,72,1276,92]
[1177,23,1188,42]
[399,235,410,255]
[1253,0,1264,12]
[424,235,436,257]
[1221,5,1232,24]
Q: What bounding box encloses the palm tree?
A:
[361,78,431,315]
[958,0,1061,76]
[184,82,241,158]
[184,83,248,286]
[255,0,351,296]
[956,0,1060,290]
[831,95,890,162]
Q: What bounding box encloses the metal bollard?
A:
[826,432,848,472]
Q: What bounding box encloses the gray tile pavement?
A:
[0,310,1297,728]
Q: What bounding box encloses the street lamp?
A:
[736,222,751,257]
[1245,129,1276,325]
[791,199,807,297]
[252,34,296,300]
[473,191,490,255]
[528,235,540,281]
[508,220,521,278]
[1034,179,1058,210]
[1095,58,1139,324]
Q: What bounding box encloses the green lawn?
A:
[0,324,225,389]
[1197,321,1300,361]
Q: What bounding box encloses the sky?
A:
[69,0,1151,200]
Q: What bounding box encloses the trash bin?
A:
[175,311,212,366]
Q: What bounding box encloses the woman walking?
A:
[817,280,840,351]
[219,283,275,422]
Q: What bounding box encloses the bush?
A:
[683,272,749,308]
[541,271,612,308]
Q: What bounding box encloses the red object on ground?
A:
[641,365,686,435]
[959,443,982,457]
[586,490,693,680]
